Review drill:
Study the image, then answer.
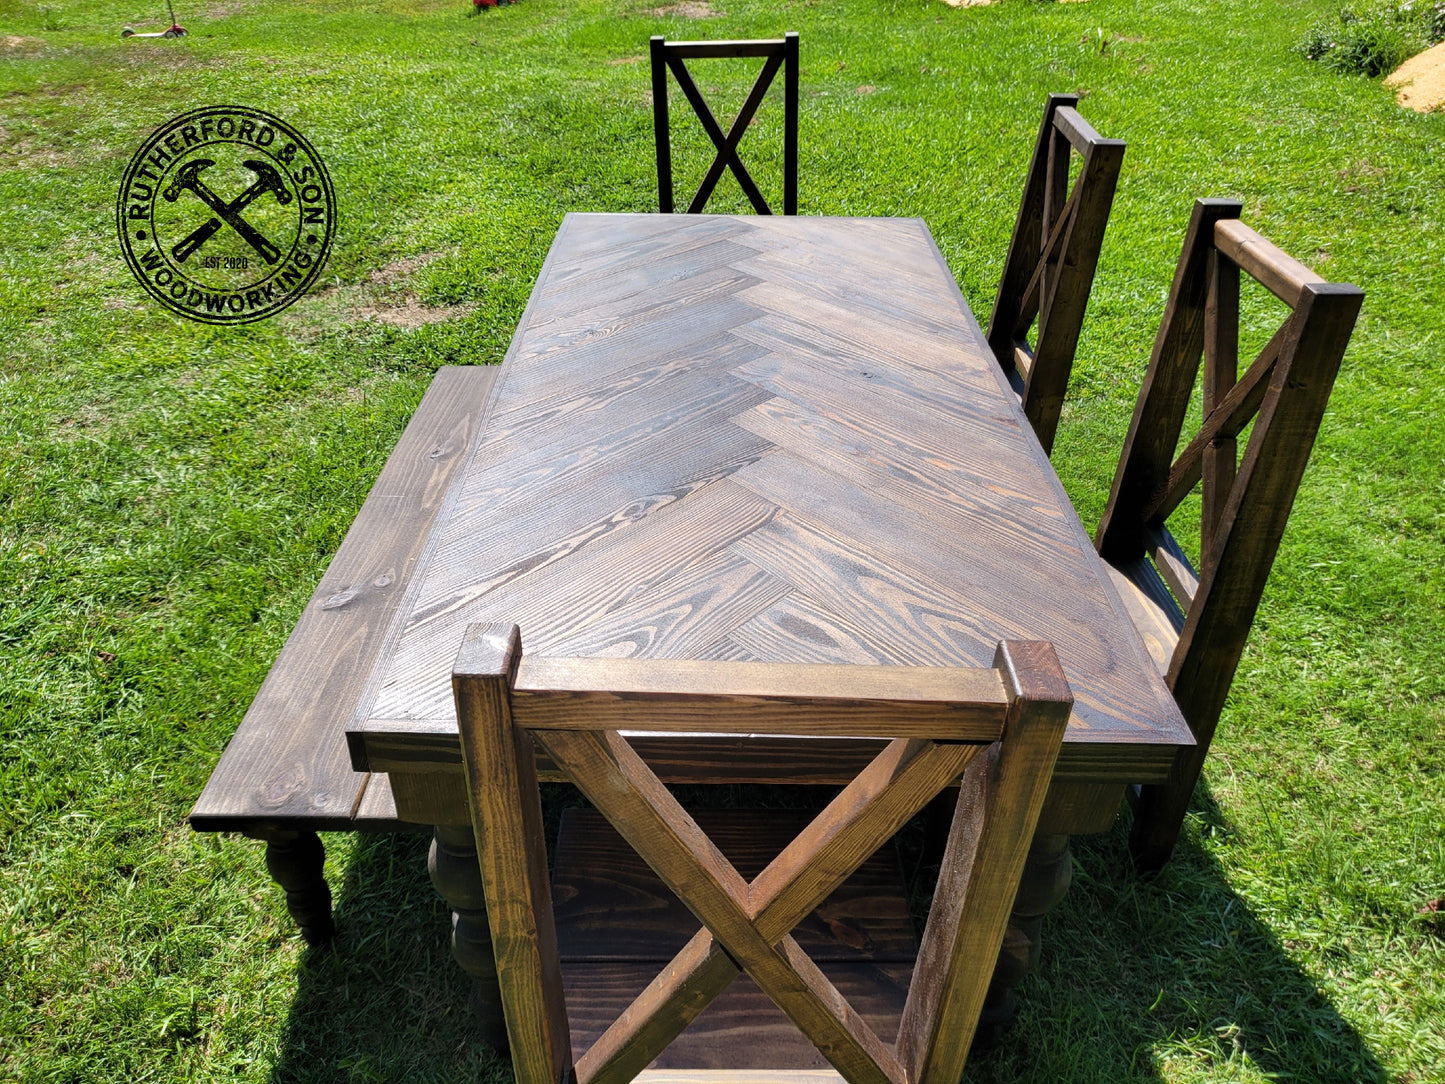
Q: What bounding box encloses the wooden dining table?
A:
[344,212,1193,1061]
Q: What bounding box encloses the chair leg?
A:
[429,825,509,1050]
[251,829,335,946]
[454,624,571,1084]
[1129,742,1208,871]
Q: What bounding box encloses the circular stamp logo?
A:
[116,105,335,324]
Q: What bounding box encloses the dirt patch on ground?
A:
[4,36,47,49]
[355,255,472,325]
[114,46,214,72]
[1386,41,1445,112]
[281,252,473,335]
[206,0,259,17]
[651,1,718,16]
[366,253,441,286]
[1338,158,1385,192]
[0,128,74,170]
[355,297,472,328]
[942,0,995,7]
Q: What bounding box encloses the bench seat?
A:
[189,364,498,941]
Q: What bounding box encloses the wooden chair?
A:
[986,94,1126,456]
[650,34,798,215]
[1095,199,1364,871]
[454,622,1072,1084]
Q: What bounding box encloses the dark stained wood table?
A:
[344,212,1193,1058]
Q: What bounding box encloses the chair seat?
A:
[1104,560,1181,676]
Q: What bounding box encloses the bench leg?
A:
[428,825,508,1051]
[249,829,335,946]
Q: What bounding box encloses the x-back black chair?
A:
[650,33,798,214]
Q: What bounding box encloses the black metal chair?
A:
[650,33,798,214]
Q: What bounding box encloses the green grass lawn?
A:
[2,0,1442,1078]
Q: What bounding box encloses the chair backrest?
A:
[1095,198,1363,868]
[650,34,798,215]
[986,94,1125,456]
[454,622,1071,1084]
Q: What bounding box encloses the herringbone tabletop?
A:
[354,214,1190,781]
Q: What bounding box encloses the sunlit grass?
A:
[2,0,1442,1078]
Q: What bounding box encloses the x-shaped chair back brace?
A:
[454,622,1072,1084]
[650,34,799,215]
[986,94,1125,456]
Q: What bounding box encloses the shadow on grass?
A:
[267,831,510,1084]
[266,784,1388,1083]
[969,784,1390,1083]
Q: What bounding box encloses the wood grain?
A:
[510,655,1007,739]
[986,96,1125,455]
[537,726,906,1084]
[1097,200,1243,566]
[553,809,917,963]
[476,638,1071,1081]
[555,808,917,1080]
[349,215,1190,795]
[896,641,1071,1082]
[565,964,909,1073]
[454,624,571,1083]
[1213,218,1325,306]
[1095,202,1364,868]
[191,364,496,833]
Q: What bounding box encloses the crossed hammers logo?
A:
[163,158,293,265]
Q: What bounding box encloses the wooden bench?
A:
[189,365,499,944]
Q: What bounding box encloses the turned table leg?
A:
[974,780,1124,1044]
[429,824,508,1050]
[249,829,335,946]
[977,830,1072,1043]
[924,794,1075,1046]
